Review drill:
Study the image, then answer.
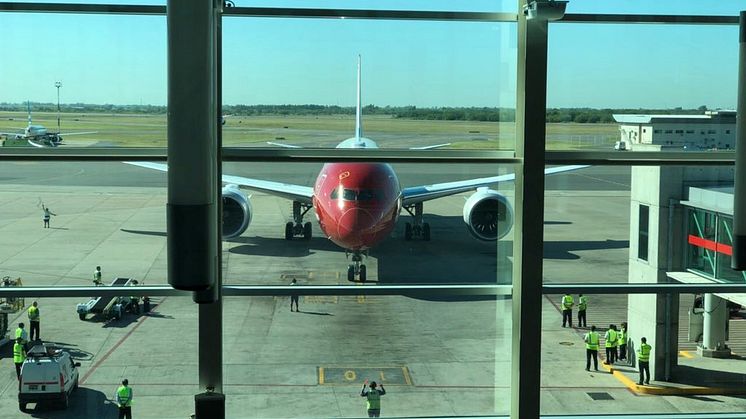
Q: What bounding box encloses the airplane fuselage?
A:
[313,162,401,251]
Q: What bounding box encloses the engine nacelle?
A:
[463,188,514,241]
[222,184,252,239]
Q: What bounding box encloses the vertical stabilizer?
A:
[355,55,363,141]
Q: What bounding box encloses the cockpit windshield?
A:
[331,187,383,202]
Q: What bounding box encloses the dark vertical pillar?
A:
[167,0,224,416]
[511,4,549,419]
[732,11,746,269]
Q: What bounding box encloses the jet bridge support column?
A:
[698,293,731,358]
[167,0,223,417]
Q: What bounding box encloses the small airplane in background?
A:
[127,56,587,281]
[0,101,96,147]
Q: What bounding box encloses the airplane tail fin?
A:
[355,55,363,142]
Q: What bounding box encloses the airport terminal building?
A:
[1,2,746,419]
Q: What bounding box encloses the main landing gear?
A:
[285,201,313,240]
[347,251,368,282]
[403,202,430,241]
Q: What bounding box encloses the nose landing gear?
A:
[346,251,367,282]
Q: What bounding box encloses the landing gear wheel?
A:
[347,265,355,282]
[423,223,431,241]
[303,222,312,240]
[359,265,367,282]
[78,313,86,321]
[19,403,27,412]
[285,222,294,240]
[404,223,413,241]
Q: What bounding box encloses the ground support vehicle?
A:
[18,344,80,412]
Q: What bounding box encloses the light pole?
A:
[55,81,62,133]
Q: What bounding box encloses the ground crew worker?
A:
[116,378,133,419]
[584,325,600,371]
[93,266,103,286]
[41,204,56,228]
[28,301,40,342]
[617,322,627,361]
[13,337,26,379]
[637,337,652,385]
[290,278,299,312]
[361,379,386,418]
[561,293,574,327]
[604,324,617,365]
[577,294,588,328]
[15,322,28,347]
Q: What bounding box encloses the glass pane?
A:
[226,0,516,12]
[0,162,167,285]
[541,292,746,416]
[4,296,196,417]
[547,23,737,152]
[221,162,514,285]
[223,294,511,418]
[543,164,736,284]
[0,13,166,148]
[222,18,516,150]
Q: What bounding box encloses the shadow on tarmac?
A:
[298,310,333,316]
[671,365,746,387]
[26,387,116,418]
[544,239,629,260]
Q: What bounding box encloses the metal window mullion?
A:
[542,283,746,294]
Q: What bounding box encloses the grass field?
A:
[0,111,619,150]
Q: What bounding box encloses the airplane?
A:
[0,102,96,148]
[127,56,587,281]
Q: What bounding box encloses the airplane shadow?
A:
[544,239,629,260]
[228,236,338,257]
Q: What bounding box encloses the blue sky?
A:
[0,0,744,108]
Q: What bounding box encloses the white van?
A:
[18,344,80,412]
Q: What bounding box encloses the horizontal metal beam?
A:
[223,284,512,297]
[0,148,738,166]
[0,147,521,164]
[0,2,165,15]
[0,284,512,298]
[561,13,739,25]
[0,4,738,27]
[543,282,746,294]
[224,7,516,22]
[0,147,168,161]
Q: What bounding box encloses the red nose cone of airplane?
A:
[336,207,376,249]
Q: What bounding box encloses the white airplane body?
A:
[0,102,96,147]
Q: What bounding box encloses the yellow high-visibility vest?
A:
[638,343,652,362]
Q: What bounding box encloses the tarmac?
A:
[0,162,745,417]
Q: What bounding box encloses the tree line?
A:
[0,102,713,123]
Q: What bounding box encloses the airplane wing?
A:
[124,161,314,205]
[401,165,588,206]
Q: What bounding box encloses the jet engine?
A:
[462,188,514,241]
[222,184,252,239]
